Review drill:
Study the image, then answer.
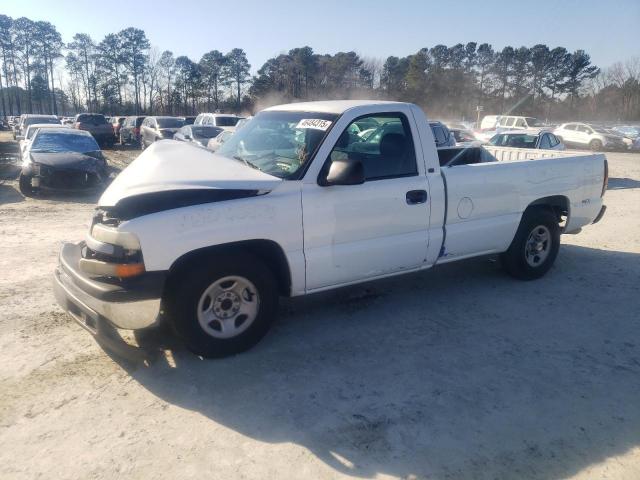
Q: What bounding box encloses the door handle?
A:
[406,190,428,205]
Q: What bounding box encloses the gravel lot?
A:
[1,130,639,480]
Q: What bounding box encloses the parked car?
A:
[429,121,456,148]
[554,122,628,151]
[194,113,242,130]
[481,115,544,131]
[489,130,565,150]
[74,113,114,146]
[110,116,126,138]
[449,128,479,147]
[15,114,60,140]
[140,116,184,149]
[20,123,68,158]
[611,125,640,140]
[53,100,608,358]
[119,116,146,145]
[206,129,234,152]
[174,125,223,148]
[476,115,548,142]
[19,128,109,195]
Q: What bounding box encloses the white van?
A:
[193,113,243,131]
[481,115,543,131]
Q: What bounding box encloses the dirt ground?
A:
[0,129,639,480]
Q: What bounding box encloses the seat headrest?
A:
[380,133,407,158]
[336,130,350,149]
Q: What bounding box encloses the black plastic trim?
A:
[103,188,261,220]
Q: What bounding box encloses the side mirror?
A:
[320,158,365,186]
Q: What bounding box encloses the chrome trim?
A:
[54,265,160,330]
[85,234,115,255]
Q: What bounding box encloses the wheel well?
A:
[525,195,570,226]
[167,239,292,297]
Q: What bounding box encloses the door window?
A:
[432,126,447,146]
[539,134,552,149]
[514,118,526,128]
[329,113,417,181]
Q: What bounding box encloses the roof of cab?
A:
[263,100,407,114]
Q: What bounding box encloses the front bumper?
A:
[53,242,166,332]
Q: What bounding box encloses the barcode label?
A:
[296,119,332,131]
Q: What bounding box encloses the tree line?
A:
[1,14,639,122]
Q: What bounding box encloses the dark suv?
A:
[140,116,184,149]
[74,113,114,146]
[119,116,146,145]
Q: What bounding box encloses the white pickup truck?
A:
[53,101,608,358]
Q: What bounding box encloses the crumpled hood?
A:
[31,151,105,172]
[99,140,282,207]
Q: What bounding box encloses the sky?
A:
[2,0,639,73]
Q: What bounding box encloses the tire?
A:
[18,173,34,197]
[500,208,560,280]
[589,139,603,151]
[165,252,279,358]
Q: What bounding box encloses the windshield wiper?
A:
[232,155,262,171]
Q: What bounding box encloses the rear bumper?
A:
[53,242,166,332]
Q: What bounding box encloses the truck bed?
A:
[437,145,601,166]
[437,146,606,262]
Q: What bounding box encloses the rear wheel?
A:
[165,253,278,358]
[501,208,560,280]
[590,139,603,151]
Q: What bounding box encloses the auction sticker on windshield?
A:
[296,119,332,130]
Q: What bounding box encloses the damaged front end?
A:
[23,151,109,192]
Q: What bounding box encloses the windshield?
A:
[77,114,107,124]
[215,116,240,127]
[191,126,222,139]
[157,117,184,128]
[31,132,100,154]
[490,133,538,148]
[216,111,338,179]
[26,126,54,140]
[25,117,59,127]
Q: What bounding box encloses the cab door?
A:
[301,110,431,291]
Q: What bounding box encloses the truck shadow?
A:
[608,177,640,190]
[106,244,640,479]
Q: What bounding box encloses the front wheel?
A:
[18,173,34,197]
[165,253,278,358]
[590,139,603,151]
[501,208,560,280]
